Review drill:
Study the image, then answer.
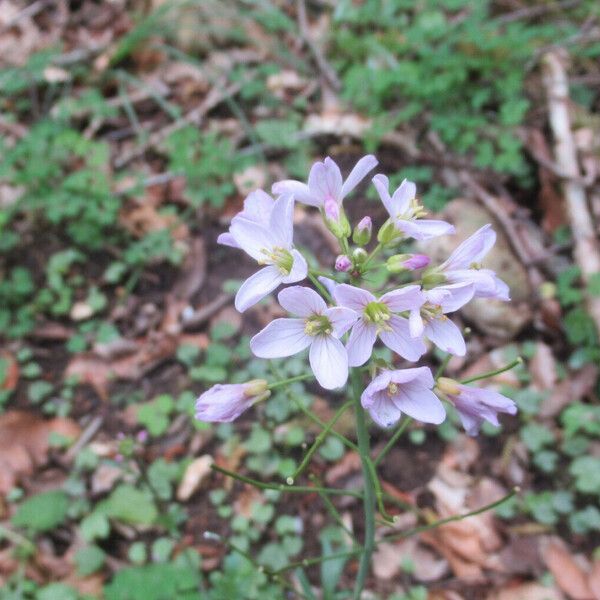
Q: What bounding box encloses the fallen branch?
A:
[543,50,600,335]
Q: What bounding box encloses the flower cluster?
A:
[197,155,517,435]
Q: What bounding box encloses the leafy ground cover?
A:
[1,1,600,598]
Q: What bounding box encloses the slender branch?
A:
[460,357,522,384]
[269,373,313,390]
[211,464,363,498]
[361,242,383,271]
[308,271,333,303]
[435,354,452,380]
[373,418,411,467]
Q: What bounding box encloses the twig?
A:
[64,416,104,463]
[495,0,580,25]
[296,0,342,92]
[113,79,241,168]
[543,50,600,336]
[181,293,233,331]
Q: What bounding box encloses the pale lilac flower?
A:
[318,276,339,297]
[437,224,510,301]
[250,286,358,389]
[217,189,275,248]
[272,155,378,221]
[361,367,446,428]
[353,216,372,245]
[372,175,454,241]
[333,283,426,367]
[436,377,517,436]
[407,282,473,356]
[195,380,270,423]
[229,194,307,312]
[335,255,352,272]
[387,253,431,273]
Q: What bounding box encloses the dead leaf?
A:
[373,542,401,580]
[177,455,214,501]
[588,560,600,600]
[542,538,594,600]
[0,411,80,495]
[540,364,598,418]
[486,582,565,600]
[233,165,267,195]
[119,201,188,241]
[0,351,19,392]
[530,342,557,391]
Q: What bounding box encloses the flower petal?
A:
[366,392,402,428]
[333,283,375,311]
[424,317,466,356]
[309,335,348,389]
[391,385,446,424]
[282,249,308,283]
[372,174,394,217]
[442,224,496,270]
[444,269,498,297]
[395,218,455,241]
[250,318,312,358]
[325,306,360,337]
[430,283,474,313]
[308,158,343,204]
[230,218,274,261]
[272,180,320,206]
[379,316,426,362]
[278,286,326,317]
[340,155,378,198]
[409,309,425,338]
[346,320,377,367]
[391,179,416,216]
[268,193,294,248]
[361,371,393,403]
[318,276,339,297]
[235,266,283,312]
[242,189,275,224]
[217,232,239,248]
[381,285,424,313]
[389,366,435,388]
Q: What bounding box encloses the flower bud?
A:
[325,208,351,239]
[352,247,368,265]
[377,219,399,245]
[353,216,372,246]
[335,255,352,272]
[422,269,447,289]
[195,379,270,423]
[387,254,430,273]
[436,377,461,396]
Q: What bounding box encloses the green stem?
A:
[373,418,412,467]
[361,242,383,271]
[351,369,376,599]
[308,271,333,303]
[435,354,452,379]
[211,464,363,498]
[460,357,523,384]
[309,474,357,543]
[268,373,313,390]
[291,400,353,482]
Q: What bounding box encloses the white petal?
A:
[250,318,312,358]
[278,286,326,317]
[309,335,348,389]
[318,276,339,297]
[235,266,283,312]
[444,269,497,297]
[389,366,435,388]
[380,285,424,313]
[268,194,294,248]
[424,317,466,356]
[325,306,360,337]
[333,283,375,311]
[242,189,275,225]
[282,249,308,283]
[371,174,394,217]
[409,309,425,338]
[442,224,496,270]
[340,155,378,198]
[391,385,446,425]
[217,232,239,248]
[308,158,342,203]
[379,316,426,362]
[346,320,377,367]
[367,392,402,428]
[272,180,321,207]
[361,370,393,403]
[435,283,474,313]
[230,218,274,261]
[391,179,416,216]
[396,219,455,241]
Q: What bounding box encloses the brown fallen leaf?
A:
[542,538,594,600]
[588,560,600,600]
[0,351,19,392]
[529,342,557,391]
[0,411,80,495]
[540,364,598,418]
[177,455,214,501]
[486,582,565,600]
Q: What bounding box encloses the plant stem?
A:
[435,353,452,379]
[351,368,376,599]
[460,357,523,384]
[373,418,412,467]
[268,373,313,390]
[308,271,333,302]
[361,242,383,271]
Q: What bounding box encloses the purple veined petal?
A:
[432,282,474,314]
[491,275,511,301]
[441,224,496,271]
[308,158,343,204]
[366,391,402,428]
[361,370,393,404]
[282,249,308,284]
[460,386,518,414]
[391,385,446,425]
[372,174,395,217]
[424,317,466,356]
[309,335,348,389]
[318,276,339,297]
[380,285,424,313]
[268,194,294,249]
[346,320,377,367]
[272,180,321,207]
[391,179,416,216]
[444,268,498,297]
[217,232,239,248]
[340,154,378,199]
[456,410,484,436]
[250,317,312,358]
[325,306,360,337]
[379,316,426,362]
[235,266,284,312]
[409,309,425,338]
[242,189,275,225]
[333,283,375,311]
[395,218,455,241]
[195,383,249,423]
[278,285,327,317]
[230,218,275,261]
[389,366,435,389]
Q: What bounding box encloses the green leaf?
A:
[12,490,69,533]
[75,545,106,576]
[96,485,158,525]
[569,456,600,494]
[520,423,555,453]
[80,511,110,542]
[37,583,79,600]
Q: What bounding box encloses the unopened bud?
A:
[422,270,447,289]
[387,254,430,273]
[244,379,269,397]
[377,219,399,245]
[436,377,461,396]
[325,208,351,239]
[353,216,372,246]
[335,255,352,272]
[352,247,368,265]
